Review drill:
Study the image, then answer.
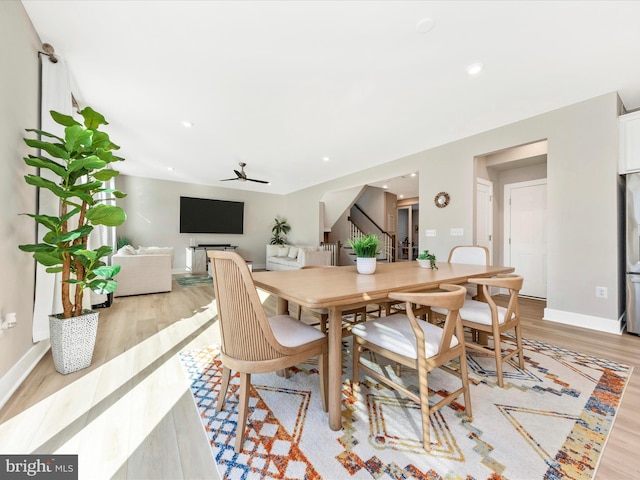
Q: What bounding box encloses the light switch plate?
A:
[425,229,437,237]
[450,227,464,236]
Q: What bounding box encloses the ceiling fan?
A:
[220,162,269,184]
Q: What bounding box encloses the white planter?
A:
[49,310,99,375]
[356,257,377,274]
[416,259,434,269]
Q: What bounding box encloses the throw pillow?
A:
[117,245,136,255]
[277,246,289,257]
[288,247,299,259]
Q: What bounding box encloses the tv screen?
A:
[179,196,244,234]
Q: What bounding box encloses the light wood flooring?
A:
[1,275,639,479]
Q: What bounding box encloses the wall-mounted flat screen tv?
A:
[179,196,244,234]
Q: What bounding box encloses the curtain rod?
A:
[39,43,58,63]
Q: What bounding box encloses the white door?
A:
[504,179,547,298]
[476,179,493,263]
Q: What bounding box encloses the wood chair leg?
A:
[417,361,432,452]
[352,342,361,386]
[216,366,231,413]
[515,324,525,369]
[235,372,251,453]
[494,336,504,388]
[318,352,328,412]
[458,350,473,419]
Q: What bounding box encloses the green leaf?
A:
[24,175,69,198]
[64,125,93,152]
[22,213,60,231]
[91,131,112,150]
[50,110,81,127]
[61,207,81,223]
[86,204,126,227]
[19,243,56,253]
[24,138,70,160]
[93,169,119,181]
[94,245,114,258]
[25,128,65,143]
[80,106,108,130]
[68,156,106,173]
[48,225,93,244]
[94,265,120,278]
[33,251,64,266]
[88,278,118,294]
[45,266,63,274]
[24,155,68,178]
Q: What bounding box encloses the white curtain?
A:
[32,57,72,342]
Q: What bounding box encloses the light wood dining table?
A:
[252,260,514,431]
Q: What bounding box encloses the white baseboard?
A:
[543,308,623,335]
[0,340,50,410]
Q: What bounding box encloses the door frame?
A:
[476,178,494,263]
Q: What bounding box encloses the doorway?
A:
[504,179,547,298]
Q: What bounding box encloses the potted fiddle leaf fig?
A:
[270,217,291,245]
[19,106,127,374]
[348,234,380,274]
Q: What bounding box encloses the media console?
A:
[186,245,238,273]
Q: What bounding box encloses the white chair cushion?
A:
[288,247,299,259]
[432,299,512,326]
[351,314,458,359]
[269,315,326,347]
[277,246,289,257]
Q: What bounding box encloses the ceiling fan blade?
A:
[220,178,238,181]
[233,169,245,178]
[247,178,270,184]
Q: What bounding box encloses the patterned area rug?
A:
[176,275,212,287]
[179,336,631,480]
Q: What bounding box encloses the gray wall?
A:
[0,1,42,382]
[285,93,621,333]
[116,175,287,270]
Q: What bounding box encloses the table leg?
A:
[276,297,288,316]
[328,306,343,431]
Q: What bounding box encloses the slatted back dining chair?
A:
[209,250,328,452]
[351,284,471,452]
[431,274,524,388]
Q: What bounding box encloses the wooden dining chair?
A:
[351,284,471,452]
[432,274,524,388]
[296,265,368,336]
[209,250,328,453]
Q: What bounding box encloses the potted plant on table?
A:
[19,107,127,374]
[348,234,380,274]
[270,217,291,245]
[417,249,438,269]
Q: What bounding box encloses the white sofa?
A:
[266,244,332,271]
[112,246,174,297]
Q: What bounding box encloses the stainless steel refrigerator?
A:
[625,173,640,334]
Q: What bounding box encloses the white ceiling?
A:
[21,1,640,197]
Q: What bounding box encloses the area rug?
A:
[176,275,212,287]
[179,336,631,480]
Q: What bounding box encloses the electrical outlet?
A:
[595,286,608,298]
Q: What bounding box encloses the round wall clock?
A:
[434,192,450,208]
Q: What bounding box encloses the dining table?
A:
[252,260,515,431]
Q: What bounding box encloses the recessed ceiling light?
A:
[466,63,483,76]
[181,121,194,128]
[416,18,435,34]
[323,156,330,162]
[167,167,174,171]
[410,172,417,177]
[399,194,405,199]
[383,185,389,189]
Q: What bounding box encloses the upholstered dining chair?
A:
[209,250,328,453]
[351,284,471,452]
[448,245,490,299]
[296,265,368,336]
[432,274,524,388]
